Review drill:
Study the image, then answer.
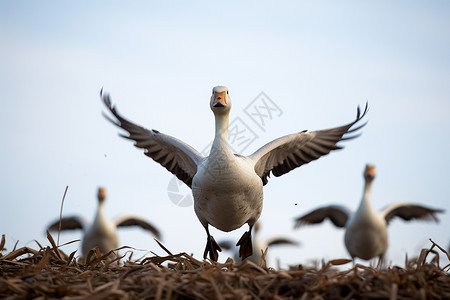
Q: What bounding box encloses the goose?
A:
[219,222,299,265]
[101,86,368,261]
[47,187,161,258]
[294,164,444,265]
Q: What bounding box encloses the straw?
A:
[0,235,448,299]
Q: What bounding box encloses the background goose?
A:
[219,222,298,265]
[101,85,368,261]
[294,164,444,265]
[47,187,161,258]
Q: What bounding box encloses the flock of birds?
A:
[47,86,444,266]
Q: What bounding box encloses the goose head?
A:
[364,164,376,183]
[210,86,231,115]
[97,187,107,204]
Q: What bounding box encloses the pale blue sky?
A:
[1,1,449,267]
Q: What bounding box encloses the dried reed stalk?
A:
[57,185,69,246]
[0,235,449,299]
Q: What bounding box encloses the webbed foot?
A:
[203,226,222,261]
[236,225,253,260]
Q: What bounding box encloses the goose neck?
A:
[211,114,232,154]
[214,113,229,140]
[95,201,105,220]
[359,180,374,210]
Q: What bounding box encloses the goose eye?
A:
[227,91,229,94]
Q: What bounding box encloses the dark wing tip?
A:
[346,121,368,134]
[352,102,369,127]
[340,133,362,141]
[101,111,119,126]
[429,208,445,222]
[336,102,369,144]
[359,101,369,119]
[354,102,369,124]
[293,218,307,229]
[100,88,115,112]
[100,89,126,128]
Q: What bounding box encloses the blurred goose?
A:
[294,164,444,264]
[219,222,298,265]
[47,187,161,257]
[101,86,368,261]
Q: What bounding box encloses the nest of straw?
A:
[1,233,449,300]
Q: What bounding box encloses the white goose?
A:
[294,164,444,264]
[219,222,299,265]
[47,187,161,258]
[101,86,368,261]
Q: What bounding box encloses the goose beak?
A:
[364,165,376,180]
[98,187,107,202]
[213,91,227,107]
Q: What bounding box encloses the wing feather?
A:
[101,90,204,188]
[294,205,352,229]
[115,215,162,240]
[380,203,444,225]
[250,103,368,185]
[47,216,88,232]
[266,237,299,247]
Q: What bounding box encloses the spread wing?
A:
[294,205,352,229]
[380,203,444,225]
[47,216,88,232]
[249,103,368,185]
[266,237,299,247]
[101,90,204,188]
[114,215,162,240]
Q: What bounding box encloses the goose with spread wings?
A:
[294,164,444,265]
[101,85,368,261]
[47,187,161,258]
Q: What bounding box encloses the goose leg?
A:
[203,225,222,261]
[376,254,385,269]
[236,224,254,260]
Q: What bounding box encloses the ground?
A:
[0,234,449,299]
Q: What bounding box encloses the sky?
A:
[1,1,449,268]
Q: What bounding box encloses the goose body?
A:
[193,152,263,233]
[295,164,444,263]
[47,188,161,258]
[102,86,368,261]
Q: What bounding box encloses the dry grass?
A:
[1,233,449,300]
